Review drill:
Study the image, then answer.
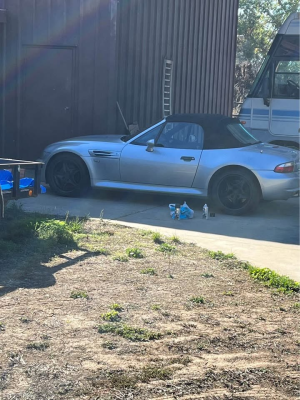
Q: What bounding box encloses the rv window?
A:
[273,60,300,99]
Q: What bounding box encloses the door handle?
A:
[181,156,195,162]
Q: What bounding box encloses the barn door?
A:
[21,46,75,160]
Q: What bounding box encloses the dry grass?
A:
[0,210,299,399]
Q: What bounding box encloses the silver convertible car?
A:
[40,114,299,215]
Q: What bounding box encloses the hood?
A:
[58,135,125,144]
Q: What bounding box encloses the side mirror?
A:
[146,139,155,152]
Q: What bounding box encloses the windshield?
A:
[226,123,261,146]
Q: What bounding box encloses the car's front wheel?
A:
[47,153,90,197]
[211,169,261,215]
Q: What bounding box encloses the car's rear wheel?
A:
[211,169,261,215]
[47,153,90,197]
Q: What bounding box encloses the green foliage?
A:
[36,220,74,244]
[110,303,124,312]
[101,310,121,322]
[140,268,156,276]
[0,322,5,331]
[26,342,49,351]
[138,366,172,382]
[201,273,214,278]
[157,243,176,253]
[292,303,300,309]
[248,266,300,293]
[190,296,205,304]
[208,251,236,261]
[237,0,300,65]
[98,323,162,341]
[152,232,163,244]
[223,291,234,297]
[20,317,31,324]
[126,247,144,259]
[151,304,161,311]
[113,253,128,262]
[70,290,89,299]
[169,235,180,243]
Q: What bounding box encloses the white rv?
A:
[239,12,300,149]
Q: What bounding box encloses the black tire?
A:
[211,169,261,216]
[47,153,90,197]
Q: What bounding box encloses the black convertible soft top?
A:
[166,114,240,133]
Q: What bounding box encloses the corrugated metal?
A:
[1,0,114,159]
[116,0,239,132]
[0,0,238,159]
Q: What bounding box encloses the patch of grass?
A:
[248,266,300,293]
[112,253,128,262]
[101,341,117,350]
[36,220,76,244]
[101,310,121,322]
[152,232,163,244]
[292,302,300,309]
[110,303,124,312]
[140,268,156,276]
[70,290,89,299]
[139,366,172,382]
[157,243,176,253]
[140,230,154,236]
[208,250,236,261]
[0,322,5,331]
[98,323,162,341]
[169,235,180,243]
[93,248,109,255]
[126,247,144,259]
[223,291,234,296]
[190,296,205,304]
[201,273,214,278]
[151,304,161,311]
[109,373,137,389]
[26,342,49,351]
[65,216,84,233]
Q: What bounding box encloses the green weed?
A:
[0,322,5,331]
[292,302,300,309]
[151,304,161,311]
[126,247,144,259]
[157,243,176,253]
[223,291,234,296]
[169,235,180,243]
[140,268,156,276]
[101,310,121,322]
[190,296,205,304]
[201,273,214,278]
[70,290,89,299]
[110,303,124,312]
[19,317,31,324]
[112,253,128,262]
[152,232,163,244]
[208,250,236,260]
[248,266,299,293]
[98,323,162,341]
[139,366,172,382]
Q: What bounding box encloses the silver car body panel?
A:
[40,120,299,202]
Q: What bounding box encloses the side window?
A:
[131,124,163,146]
[156,122,203,149]
[273,60,300,99]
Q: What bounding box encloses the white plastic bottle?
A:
[203,204,209,219]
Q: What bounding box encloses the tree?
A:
[237,0,300,68]
[234,0,300,111]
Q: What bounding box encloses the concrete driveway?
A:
[17,189,299,281]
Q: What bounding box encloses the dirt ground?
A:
[0,215,299,400]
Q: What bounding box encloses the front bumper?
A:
[257,170,300,201]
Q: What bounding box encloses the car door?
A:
[120,122,203,187]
